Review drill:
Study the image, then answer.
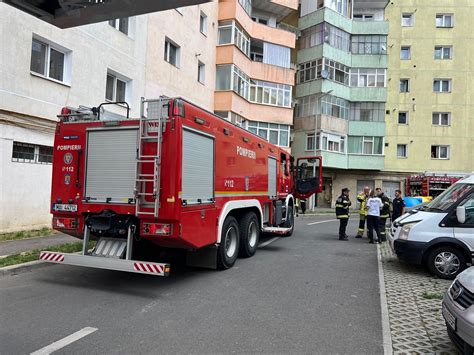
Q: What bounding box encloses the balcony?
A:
[216,45,295,85]
[348,121,385,136]
[294,114,348,136]
[348,154,384,170]
[214,91,293,125]
[219,0,296,48]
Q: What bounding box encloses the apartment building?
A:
[292,0,404,208]
[384,0,474,181]
[0,3,218,232]
[214,0,298,149]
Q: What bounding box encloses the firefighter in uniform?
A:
[336,188,351,241]
[355,186,370,238]
[376,187,391,242]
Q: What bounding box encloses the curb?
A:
[377,244,393,355]
[0,259,53,277]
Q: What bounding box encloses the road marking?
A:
[377,246,393,355]
[306,219,337,225]
[258,237,280,248]
[31,327,98,355]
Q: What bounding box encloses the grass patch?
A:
[0,227,55,242]
[0,241,96,268]
[421,291,444,300]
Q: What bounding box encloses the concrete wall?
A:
[384,0,474,174]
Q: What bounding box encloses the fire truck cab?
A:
[42,97,322,276]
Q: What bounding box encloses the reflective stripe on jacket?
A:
[336,195,351,219]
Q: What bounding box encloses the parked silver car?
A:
[443,266,474,354]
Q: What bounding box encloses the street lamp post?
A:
[311,90,333,211]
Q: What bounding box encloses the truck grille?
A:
[450,280,474,309]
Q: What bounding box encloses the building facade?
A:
[383,0,474,180]
[214,0,298,149]
[292,0,404,208]
[0,3,218,232]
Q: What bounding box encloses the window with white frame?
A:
[306,133,318,151]
[197,61,205,84]
[431,145,449,159]
[108,18,129,35]
[432,112,451,126]
[238,0,252,16]
[397,144,407,158]
[400,79,409,92]
[436,14,453,28]
[298,58,349,85]
[400,46,411,60]
[251,15,269,25]
[353,14,374,21]
[350,102,385,122]
[351,35,387,55]
[299,23,350,52]
[350,68,386,87]
[401,13,414,27]
[321,133,345,153]
[200,11,208,35]
[296,94,350,120]
[246,121,290,147]
[326,0,350,17]
[398,111,408,124]
[106,72,128,102]
[348,136,384,155]
[30,38,70,83]
[434,46,452,59]
[164,38,180,67]
[217,21,250,57]
[433,79,451,92]
[12,142,53,164]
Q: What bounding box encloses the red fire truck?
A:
[40,97,322,276]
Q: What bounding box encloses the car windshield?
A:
[425,183,474,212]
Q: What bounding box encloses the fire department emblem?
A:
[64,174,71,185]
[64,153,73,165]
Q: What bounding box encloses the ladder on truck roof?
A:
[135,97,170,217]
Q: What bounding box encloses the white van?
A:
[389,174,474,279]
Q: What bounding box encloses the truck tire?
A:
[427,246,466,280]
[238,212,259,258]
[217,216,240,270]
[283,205,294,236]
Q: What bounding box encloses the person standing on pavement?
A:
[376,187,391,242]
[336,188,351,241]
[355,186,370,238]
[366,190,383,244]
[295,198,300,217]
[391,189,406,223]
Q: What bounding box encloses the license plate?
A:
[442,303,456,331]
[53,204,78,212]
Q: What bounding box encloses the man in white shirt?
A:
[366,190,383,244]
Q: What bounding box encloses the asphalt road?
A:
[0,216,383,354]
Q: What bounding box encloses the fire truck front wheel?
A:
[238,212,259,258]
[217,216,240,270]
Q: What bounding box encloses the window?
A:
[398,112,408,124]
[326,0,350,17]
[400,79,409,92]
[306,133,316,151]
[434,46,452,59]
[320,133,345,153]
[200,12,207,35]
[350,68,386,87]
[30,38,69,83]
[433,79,451,92]
[251,16,268,25]
[351,35,387,55]
[218,21,251,56]
[348,136,384,155]
[238,0,252,16]
[397,144,407,158]
[299,23,350,52]
[400,46,411,60]
[431,145,450,159]
[12,142,53,164]
[164,38,180,67]
[296,94,350,120]
[350,102,385,122]
[197,61,205,84]
[106,72,128,102]
[108,18,129,35]
[436,14,453,28]
[401,13,414,27]
[432,112,451,126]
[246,121,290,147]
[353,14,374,21]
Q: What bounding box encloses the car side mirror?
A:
[457,206,466,224]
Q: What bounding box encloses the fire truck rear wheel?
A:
[238,212,259,258]
[283,205,294,236]
[217,216,240,270]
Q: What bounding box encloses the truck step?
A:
[262,226,292,235]
[92,238,127,258]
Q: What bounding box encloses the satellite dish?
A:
[321,70,329,79]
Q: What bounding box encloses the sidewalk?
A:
[0,233,77,257]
